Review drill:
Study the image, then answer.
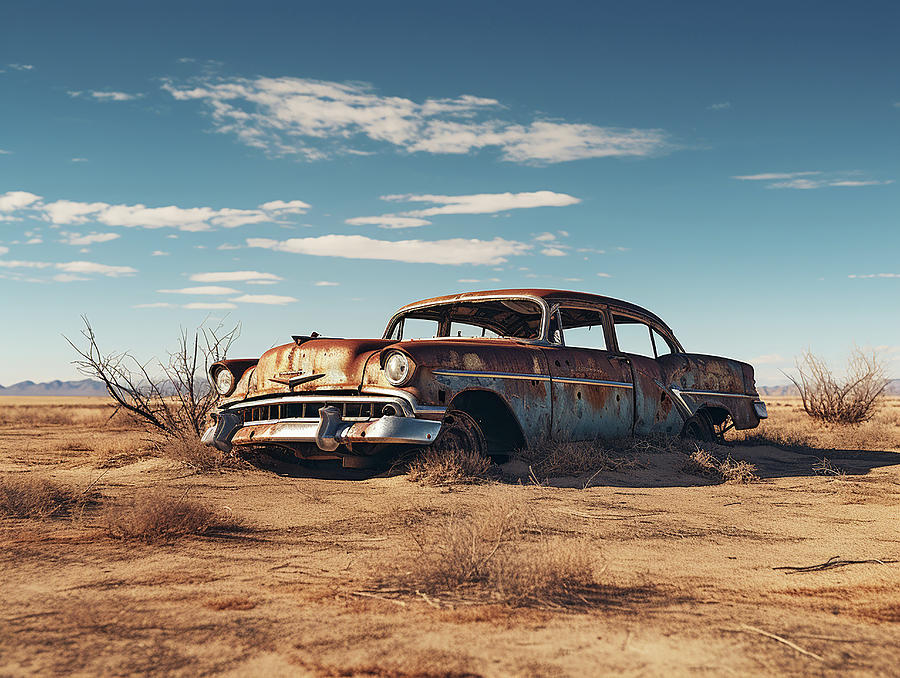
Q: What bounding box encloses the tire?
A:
[681,412,715,442]
[431,409,488,458]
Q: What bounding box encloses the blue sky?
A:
[1,0,898,385]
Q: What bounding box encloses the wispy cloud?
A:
[163,75,670,164]
[0,149,11,155]
[0,191,310,231]
[70,158,88,163]
[540,247,567,257]
[733,171,893,189]
[158,286,240,295]
[848,273,900,279]
[60,232,120,246]
[0,259,136,277]
[189,271,282,283]
[314,281,339,286]
[344,216,431,229]
[708,102,731,111]
[134,302,177,309]
[383,190,581,216]
[68,90,143,102]
[247,234,531,265]
[7,64,34,71]
[230,294,297,305]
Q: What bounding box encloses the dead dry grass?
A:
[734,396,900,451]
[516,437,643,478]
[0,475,95,518]
[154,434,239,473]
[103,489,245,543]
[406,444,492,485]
[379,501,601,609]
[682,447,759,484]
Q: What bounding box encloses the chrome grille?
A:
[236,400,394,424]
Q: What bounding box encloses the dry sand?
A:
[1,397,898,677]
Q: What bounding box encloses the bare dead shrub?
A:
[104,489,243,543]
[407,445,491,485]
[386,502,599,608]
[788,348,890,424]
[67,318,238,440]
[0,476,88,518]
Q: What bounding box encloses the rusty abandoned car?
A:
[202,289,768,466]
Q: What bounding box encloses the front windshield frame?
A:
[383,294,550,342]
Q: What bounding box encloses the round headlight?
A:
[383,352,412,386]
[214,368,235,396]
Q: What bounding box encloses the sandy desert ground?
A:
[1,396,898,677]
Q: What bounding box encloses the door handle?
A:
[610,355,630,363]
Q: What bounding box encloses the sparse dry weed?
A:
[384,501,600,608]
[155,435,239,473]
[682,447,758,484]
[407,445,492,485]
[0,475,92,518]
[517,438,642,479]
[104,489,244,543]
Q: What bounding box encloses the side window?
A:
[613,315,655,357]
[449,321,500,338]
[559,308,607,350]
[652,329,675,356]
[400,317,440,340]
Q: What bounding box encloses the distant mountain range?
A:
[757,380,900,396]
[0,379,109,396]
[1,378,898,397]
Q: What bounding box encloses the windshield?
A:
[385,298,544,341]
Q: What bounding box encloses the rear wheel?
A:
[681,412,715,442]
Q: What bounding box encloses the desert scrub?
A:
[682,446,758,484]
[155,434,240,473]
[385,502,599,608]
[516,437,645,480]
[0,475,90,518]
[407,444,492,485]
[104,489,244,543]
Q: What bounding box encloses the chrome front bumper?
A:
[202,403,442,453]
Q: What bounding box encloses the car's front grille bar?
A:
[235,400,395,424]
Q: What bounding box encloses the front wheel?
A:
[431,409,488,458]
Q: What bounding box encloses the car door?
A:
[610,313,683,435]
[542,305,634,440]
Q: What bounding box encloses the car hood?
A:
[253,337,394,396]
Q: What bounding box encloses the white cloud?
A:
[0,246,7,255]
[230,294,298,305]
[534,232,557,242]
[314,281,339,286]
[0,192,312,231]
[0,149,11,155]
[345,216,431,229]
[217,243,241,250]
[596,272,611,278]
[8,64,34,71]
[189,271,282,283]
[56,261,136,277]
[248,234,531,265]
[0,191,41,212]
[60,232,120,246]
[69,90,143,102]
[71,158,88,163]
[458,278,480,283]
[163,75,670,164]
[848,273,900,279]
[383,190,580,216]
[134,302,177,308]
[158,286,240,295]
[734,171,893,189]
[540,247,567,257]
[184,302,237,310]
[53,273,89,282]
[708,102,731,110]
[151,250,169,256]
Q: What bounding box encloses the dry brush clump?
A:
[788,348,890,425]
[381,502,600,608]
[0,475,96,519]
[153,435,241,473]
[517,437,644,480]
[407,444,492,485]
[682,446,758,484]
[104,489,244,543]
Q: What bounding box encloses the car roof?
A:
[395,288,675,334]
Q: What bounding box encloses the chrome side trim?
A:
[675,389,757,399]
[360,386,446,415]
[553,377,633,389]
[433,369,551,382]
